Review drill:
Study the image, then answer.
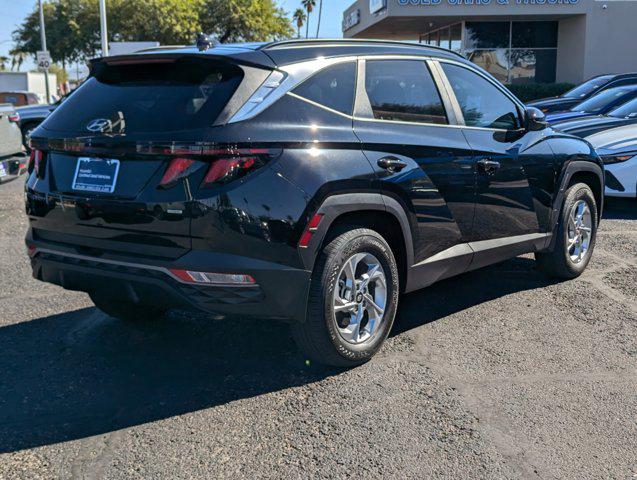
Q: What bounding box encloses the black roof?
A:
[128,38,466,68]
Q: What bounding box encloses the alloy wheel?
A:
[566,200,592,264]
[332,252,388,344]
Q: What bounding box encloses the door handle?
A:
[377,156,407,173]
[477,158,501,175]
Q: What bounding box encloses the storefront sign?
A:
[370,0,387,13]
[342,9,361,31]
[398,0,579,5]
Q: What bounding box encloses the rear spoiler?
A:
[88,50,276,76]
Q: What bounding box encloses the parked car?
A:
[0,104,27,183]
[551,97,637,138]
[0,91,40,107]
[528,73,637,113]
[15,103,59,150]
[24,39,604,367]
[546,86,637,124]
[586,124,637,198]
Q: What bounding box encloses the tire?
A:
[292,227,400,368]
[89,293,166,321]
[536,182,598,279]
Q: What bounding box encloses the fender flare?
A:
[298,192,415,271]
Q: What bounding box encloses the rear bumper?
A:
[26,233,311,322]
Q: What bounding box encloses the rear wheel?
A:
[536,182,598,279]
[292,227,399,368]
[89,293,166,321]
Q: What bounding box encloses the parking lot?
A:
[0,176,635,479]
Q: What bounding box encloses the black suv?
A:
[25,39,604,367]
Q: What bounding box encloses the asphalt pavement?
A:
[0,177,635,479]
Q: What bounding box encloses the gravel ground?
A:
[0,177,636,479]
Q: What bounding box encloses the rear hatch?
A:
[27,54,270,259]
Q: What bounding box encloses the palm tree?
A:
[292,8,306,39]
[302,0,316,39]
[0,56,9,71]
[315,0,323,38]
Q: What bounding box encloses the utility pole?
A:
[38,0,51,103]
[99,0,109,56]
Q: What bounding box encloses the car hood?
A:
[586,124,637,154]
[546,111,591,124]
[551,115,637,137]
[527,97,577,109]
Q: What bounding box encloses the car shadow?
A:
[603,197,637,220]
[0,255,560,453]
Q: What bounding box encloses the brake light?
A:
[202,157,259,186]
[159,158,196,189]
[299,213,324,248]
[29,149,46,178]
[8,112,20,123]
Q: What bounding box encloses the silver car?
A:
[0,104,27,183]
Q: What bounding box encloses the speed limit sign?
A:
[36,50,52,70]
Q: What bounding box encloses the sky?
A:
[0,0,351,74]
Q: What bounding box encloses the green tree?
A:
[0,56,9,71]
[301,0,315,39]
[292,8,306,39]
[48,63,69,84]
[200,0,293,43]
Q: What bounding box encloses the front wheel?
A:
[292,227,400,368]
[536,182,598,279]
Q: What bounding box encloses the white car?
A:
[586,124,637,198]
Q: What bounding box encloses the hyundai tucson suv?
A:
[25,39,604,367]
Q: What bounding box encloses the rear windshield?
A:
[43,57,243,134]
[609,97,637,118]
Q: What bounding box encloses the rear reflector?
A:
[169,269,256,285]
[299,213,324,248]
[159,158,196,188]
[8,112,20,123]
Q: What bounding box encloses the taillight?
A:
[29,149,46,178]
[158,158,197,189]
[202,156,260,187]
[155,147,276,190]
[8,112,20,123]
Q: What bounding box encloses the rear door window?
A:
[43,57,244,134]
[364,60,448,125]
[291,62,356,115]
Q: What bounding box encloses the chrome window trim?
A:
[227,53,524,133]
[228,56,358,124]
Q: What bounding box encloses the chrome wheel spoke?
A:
[334,297,357,313]
[364,293,384,317]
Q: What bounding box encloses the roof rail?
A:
[259,38,464,58]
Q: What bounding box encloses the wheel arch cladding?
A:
[298,193,414,292]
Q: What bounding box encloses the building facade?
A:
[342,0,637,84]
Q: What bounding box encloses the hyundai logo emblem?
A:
[86,118,111,133]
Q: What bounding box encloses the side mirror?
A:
[526,107,548,131]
